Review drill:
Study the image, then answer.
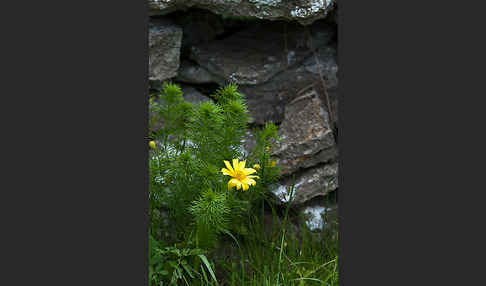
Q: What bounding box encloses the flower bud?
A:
[149,140,156,149]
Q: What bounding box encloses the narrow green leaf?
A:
[198,254,219,286]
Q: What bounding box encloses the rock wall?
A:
[149,3,339,231]
[149,0,336,25]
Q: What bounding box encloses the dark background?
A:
[1,0,485,285]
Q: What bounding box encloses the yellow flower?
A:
[149,140,156,149]
[221,159,259,191]
[265,146,270,152]
[253,164,261,170]
[270,160,277,167]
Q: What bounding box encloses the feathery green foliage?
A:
[189,189,230,249]
[149,81,252,254]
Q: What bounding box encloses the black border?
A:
[3,0,148,285]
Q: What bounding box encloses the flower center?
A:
[235,171,246,181]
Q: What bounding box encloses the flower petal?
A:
[242,177,256,187]
[224,160,234,173]
[221,168,233,176]
[243,168,257,175]
[242,183,249,191]
[228,178,239,190]
[239,160,246,170]
[247,175,260,179]
[236,181,242,190]
[232,159,240,172]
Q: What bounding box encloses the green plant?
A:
[149,82,261,284]
[189,189,230,250]
[149,232,219,286]
[149,233,167,286]
[159,246,216,286]
[216,202,339,286]
[148,82,339,285]
[149,83,252,242]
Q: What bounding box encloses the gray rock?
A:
[148,0,336,25]
[190,22,335,86]
[175,60,219,84]
[273,92,337,175]
[149,19,183,81]
[272,163,338,205]
[240,45,338,124]
[180,85,212,104]
[267,93,339,206]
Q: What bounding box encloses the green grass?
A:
[208,186,338,286]
[150,196,339,286]
[209,207,339,286]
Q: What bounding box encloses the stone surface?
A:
[272,92,337,176]
[175,60,219,84]
[190,21,335,86]
[148,0,336,25]
[241,92,339,207]
[272,163,338,205]
[180,85,212,104]
[240,44,338,124]
[149,19,183,81]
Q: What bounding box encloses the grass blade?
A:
[198,254,219,286]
